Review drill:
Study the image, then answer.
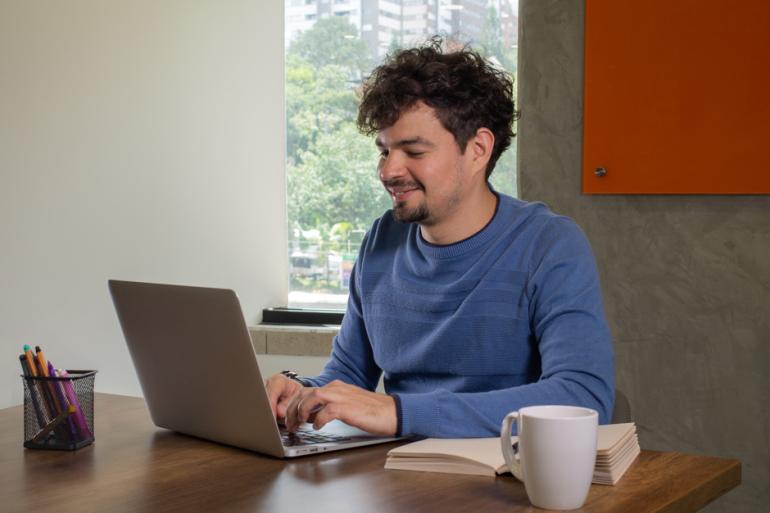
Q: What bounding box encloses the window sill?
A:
[249,325,338,357]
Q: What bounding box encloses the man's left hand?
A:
[284,380,397,436]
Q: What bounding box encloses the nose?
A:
[378,152,407,182]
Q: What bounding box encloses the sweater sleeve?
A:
[393,217,615,437]
[301,249,382,391]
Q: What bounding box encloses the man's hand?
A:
[265,373,305,421]
[284,380,397,436]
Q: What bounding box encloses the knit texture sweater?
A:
[303,193,614,437]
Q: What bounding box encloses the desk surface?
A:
[0,394,740,513]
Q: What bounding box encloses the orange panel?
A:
[583,0,770,194]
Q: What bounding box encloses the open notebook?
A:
[385,423,640,486]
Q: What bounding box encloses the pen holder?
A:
[22,370,97,450]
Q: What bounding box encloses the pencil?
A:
[22,345,54,420]
[19,355,46,427]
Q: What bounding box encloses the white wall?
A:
[0,1,286,408]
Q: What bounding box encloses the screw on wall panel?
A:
[595,167,607,177]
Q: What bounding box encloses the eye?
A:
[406,151,424,158]
[379,149,389,158]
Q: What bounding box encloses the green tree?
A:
[287,123,391,231]
[288,17,371,75]
[477,4,518,196]
[489,141,517,197]
[387,34,402,57]
[478,5,517,72]
[285,53,360,164]
[286,17,388,245]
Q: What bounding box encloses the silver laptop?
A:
[108,280,401,457]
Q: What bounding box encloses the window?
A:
[285,0,519,310]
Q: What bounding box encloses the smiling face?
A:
[376,102,477,227]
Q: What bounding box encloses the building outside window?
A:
[285,0,519,310]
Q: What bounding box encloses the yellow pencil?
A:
[23,345,53,419]
[34,345,65,415]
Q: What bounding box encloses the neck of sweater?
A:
[415,192,507,260]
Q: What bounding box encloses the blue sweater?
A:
[304,193,614,437]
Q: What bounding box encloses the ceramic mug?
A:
[501,405,598,510]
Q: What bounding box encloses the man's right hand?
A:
[265,373,305,421]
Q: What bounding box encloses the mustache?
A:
[381,178,424,190]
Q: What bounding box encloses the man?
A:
[266,39,614,438]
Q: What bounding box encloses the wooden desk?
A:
[0,394,740,513]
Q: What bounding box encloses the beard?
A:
[393,200,430,224]
[383,178,430,224]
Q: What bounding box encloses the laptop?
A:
[108,280,402,457]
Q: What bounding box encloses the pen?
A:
[34,346,65,414]
[29,344,71,441]
[49,362,78,441]
[58,369,93,440]
[35,346,51,377]
[32,404,76,444]
[22,345,54,419]
[22,345,39,378]
[19,355,46,428]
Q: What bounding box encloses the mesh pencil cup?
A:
[21,370,97,450]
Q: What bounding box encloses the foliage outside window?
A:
[286,1,518,309]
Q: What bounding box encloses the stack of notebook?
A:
[592,422,640,485]
[385,423,641,486]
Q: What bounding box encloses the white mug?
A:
[501,405,598,510]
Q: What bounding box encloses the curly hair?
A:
[357,38,517,179]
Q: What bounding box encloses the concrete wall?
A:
[0,1,287,408]
[517,1,769,512]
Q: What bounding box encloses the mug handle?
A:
[501,412,524,482]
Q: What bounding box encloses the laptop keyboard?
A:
[280,427,353,447]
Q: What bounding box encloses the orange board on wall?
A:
[583,0,770,194]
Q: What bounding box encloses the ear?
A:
[466,128,495,178]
